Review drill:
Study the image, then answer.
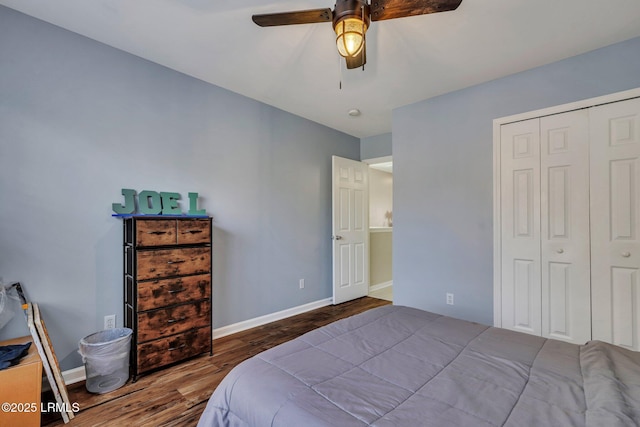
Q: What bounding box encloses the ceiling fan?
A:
[252,0,463,69]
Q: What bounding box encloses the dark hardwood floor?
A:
[42,297,390,426]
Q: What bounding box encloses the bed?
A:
[197,305,640,426]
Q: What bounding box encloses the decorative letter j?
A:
[112,189,136,214]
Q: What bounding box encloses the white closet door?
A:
[500,119,542,336]
[590,97,640,351]
[540,110,591,344]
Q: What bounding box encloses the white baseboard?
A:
[61,297,334,384]
[369,281,392,292]
[212,297,333,339]
[62,366,86,385]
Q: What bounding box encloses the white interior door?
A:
[500,118,542,336]
[540,110,591,344]
[332,156,369,304]
[590,97,640,351]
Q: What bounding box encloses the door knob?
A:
[622,251,631,258]
[334,235,343,240]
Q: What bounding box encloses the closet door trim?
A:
[493,87,640,327]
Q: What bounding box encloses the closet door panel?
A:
[590,97,640,351]
[500,119,542,336]
[540,110,591,344]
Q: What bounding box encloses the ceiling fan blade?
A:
[345,46,366,70]
[252,8,333,27]
[370,0,462,22]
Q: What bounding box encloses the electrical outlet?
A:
[104,314,116,330]
[299,279,305,289]
[446,293,454,305]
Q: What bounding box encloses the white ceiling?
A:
[2,0,640,138]
[369,161,393,173]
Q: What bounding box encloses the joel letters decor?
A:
[112,189,206,217]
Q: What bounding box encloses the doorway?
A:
[366,156,393,302]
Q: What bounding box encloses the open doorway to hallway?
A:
[366,157,392,302]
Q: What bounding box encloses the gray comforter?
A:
[198,305,640,426]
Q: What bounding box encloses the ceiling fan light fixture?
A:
[252,0,463,70]
[332,0,370,64]
[334,17,367,57]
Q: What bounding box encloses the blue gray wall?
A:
[0,6,359,370]
[393,37,640,326]
[360,133,392,160]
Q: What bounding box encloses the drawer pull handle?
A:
[186,230,203,234]
[168,344,186,351]
[168,287,186,294]
[167,317,186,324]
[147,231,167,235]
[167,260,186,265]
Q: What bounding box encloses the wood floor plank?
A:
[42,296,390,426]
[87,389,186,427]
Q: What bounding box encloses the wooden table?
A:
[0,335,42,427]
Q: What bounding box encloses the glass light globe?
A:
[335,18,367,57]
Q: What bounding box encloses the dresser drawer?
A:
[137,300,210,342]
[177,219,211,245]
[137,327,211,373]
[136,247,211,280]
[135,219,177,247]
[136,274,211,311]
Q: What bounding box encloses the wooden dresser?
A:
[123,216,212,380]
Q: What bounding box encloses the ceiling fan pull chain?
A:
[338,54,342,90]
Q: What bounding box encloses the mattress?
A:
[198,305,640,426]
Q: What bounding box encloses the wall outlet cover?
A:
[104,314,116,329]
[446,293,454,305]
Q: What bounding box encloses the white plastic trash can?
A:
[79,328,132,394]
